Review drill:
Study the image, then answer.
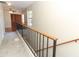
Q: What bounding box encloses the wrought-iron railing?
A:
[16,23,57,57]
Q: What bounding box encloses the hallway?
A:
[0,32,34,57]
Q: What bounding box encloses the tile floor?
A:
[0,32,34,57]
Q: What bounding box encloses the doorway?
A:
[11,14,22,31]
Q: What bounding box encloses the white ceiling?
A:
[6,1,34,10]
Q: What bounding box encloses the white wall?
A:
[27,0,79,44]
[0,3,5,45]
[26,0,79,57]
[3,4,23,28]
[56,40,79,57]
[3,4,11,28]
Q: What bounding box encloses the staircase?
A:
[16,23,57,57]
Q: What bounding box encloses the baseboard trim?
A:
[5,27,12,32]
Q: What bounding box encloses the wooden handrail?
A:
[17,23,79,52]
[18,23,57,40]
[17,23,79,56]
[57,38,79,46]
[36,38,79,52]
[16,23,57,57]
[26,27,57,40]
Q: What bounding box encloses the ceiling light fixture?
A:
[7,2,11,6]
[9,11,13,13]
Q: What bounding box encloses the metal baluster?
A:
[53,40,57,57]
[39,33,41,57]
[37,32,38,56]
[32,31,35,50]
[26,29,28,42]
[28,29,33,45]
[46,37,49,57]
[28,29,30,44]
[22,26,23,37]
[33,32,35,51]
[42,35,44,57]
[32,31,35,56]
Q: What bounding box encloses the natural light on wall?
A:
[27,10,32,27]
[22,14,25,24]
[29,0,79,43]
[52,0,79,42]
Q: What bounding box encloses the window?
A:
[27,10,32,27]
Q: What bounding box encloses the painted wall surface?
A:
[27,0,79,43]
[26,0,79,57]
[3,4,23,28]
[0,3,5,44]
[3,4,11,28]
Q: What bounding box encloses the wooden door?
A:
[11,14,22,31]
